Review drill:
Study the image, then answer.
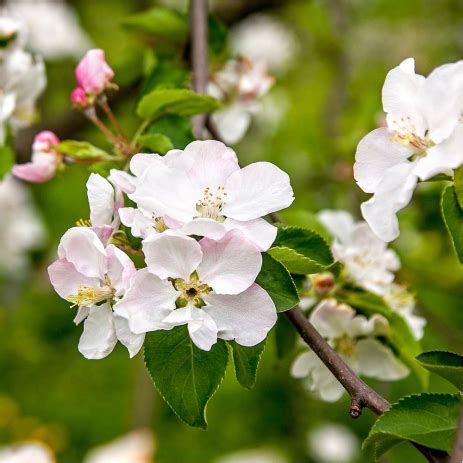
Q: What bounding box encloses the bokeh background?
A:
[1,0,463,461]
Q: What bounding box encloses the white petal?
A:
[204,283,277,346]
[48,258,98,300]
[143,233,203,280]
[87,173,115,227]
[105,245,136,294]
[317,210,355,244]
[223,217,277,251]
[113,268,179,334]
[108,169,137,194]
[290,351,313,378]
[198,230,262,295]
[119,207,155,239]
[354,128,414,194]
[224,162,294,220]
[114,315,145,358]
[309,299,356,340]
[179,218,228,240]
[73,306,90,325]
[211,104,252,144]
[356,338,409,380]
[78,303,117,359]
[360,161,418,242]
[57,227,107,278]
[129,152,164,176]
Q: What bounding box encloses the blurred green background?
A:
[1,0,463,461]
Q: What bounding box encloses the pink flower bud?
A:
[75,48,114,95]
[70,87,89,108]
[12,130,62,183]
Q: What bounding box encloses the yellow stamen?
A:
[66,284,114,308]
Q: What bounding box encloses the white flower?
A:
[0,442,54,463]
[0,39,46,144]
[128,140,293,251]
[4,0,92,60]
[116,231,277,351]
[291,299,409,402]
[230,14,297,73]
[308,423,359,463]
[84,429,155,463]
[215,449,288,463]
[209,58,274,144]
[48,227,145,359]
[354,58,463,241]
[318,210,400,294]
[0,175,46,275]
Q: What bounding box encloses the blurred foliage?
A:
[2,0,463,462]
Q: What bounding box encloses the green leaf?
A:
[147,115,194,149]
[275,315,298,359]
[364,393,461,459]
[144,326,228,428]
[268,226,334,275]
[441,185,463,263]
[229,340,266,389]
[208,15,227,55]
[142,52,189,94]
[454,166,463,209]
[417,350,463,390]
[256,253,299,312]
[137,133,174,154]
[0,144,14,179]
[122,7,188,43]
[55,141,111,160]
[337,290,428,388]
[137,88,221,120]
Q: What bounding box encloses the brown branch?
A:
[450,403,463,463]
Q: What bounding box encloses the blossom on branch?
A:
[75,48,114,97]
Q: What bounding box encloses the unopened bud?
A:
[311,273,335,296]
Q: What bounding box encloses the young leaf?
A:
[147,115,194,149]
[122,7,188,43]
[137,88,221,120]
[441,185,463,263]
[55,141,111,160]
[0,144,14,179]
[268,226,334,274]
[137,133,174,154]
[275,315,298,359]
[416,350,463,390]
[256,253,299,312]
[453,166,463,209]
[144,326,228,428]
[229,340,266,389]
[363,393,461,459]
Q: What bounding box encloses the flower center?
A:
[334,335,357,357]
[391,117,433,152]
[196,186,227,222]
[174,274,212,308]
[66,276,115,308]
[152,216,168,233]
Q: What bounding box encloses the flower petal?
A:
[143,233,202,280]
[204,283,277,346]
[223,217,277,251]
[317,210,355,244]
[119,207,157,238]
[114,315,145,358]
[290,351,313,378]
[12,157,56,183]
[78,303,117,359]
[87,173,115,227]
[223,161,294,221]
[197,230,262,295]
[105,244,136,294]
[108,169,137,194]
[309,299,356,340]
[113,268,179,334]
[211,104,252,145]
[179,218,228,240]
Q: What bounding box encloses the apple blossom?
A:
[354,58,463,241]
[71,86,89,108]
[291,299,409,402]
[0,16,22,52]
[75,48,114,96]
[48,227,144,359]
[0,443,54,463]
[116,231,277,351]
[129,140,293,250]
[209,57,274,144]
[12,130,62,183]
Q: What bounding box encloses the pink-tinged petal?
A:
[71,87,88,108]
[224,217,277,251]
[143,232,202,280]
[78,303,118,359]
[130,162,200,222]
[108,169,137,194]
[204,283,276,346]
[129,153,164,177]
[12,160,56,183]
[48,258,98,300]
[184,140,240,190]
[223,161,294,221]
[180,218,227,240]
[114,315,145,358]
[197,230,261,295]
[354,128,414,194]
[57,227,107,279]
[75,48,114,95]
[33,130,60,151]
[74,306,90,325]
[162,304,218,351]
[360,161,418,242]
[105,245,136,294]
[113,268,179,334]
[92,225,114,245]
[87,173,115,227]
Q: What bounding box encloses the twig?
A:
[450,403,463,463]
[190,0,209,138]
[98,96,130,143]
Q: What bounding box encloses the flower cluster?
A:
[0,14,46,145]
[354,58,463,242]
[48,140,294,358]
